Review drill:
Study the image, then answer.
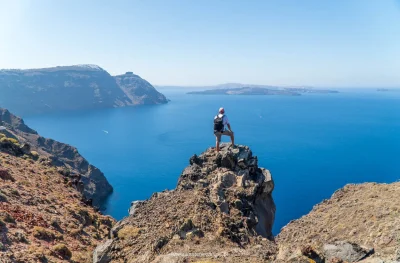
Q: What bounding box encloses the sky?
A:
[1,0,400,87]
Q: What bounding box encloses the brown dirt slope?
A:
[276,183,400,262]
[0,148,114,262]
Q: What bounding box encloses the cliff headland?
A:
[0,65,168,116]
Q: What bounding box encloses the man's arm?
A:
[227,123,233,133]
[224,116,233,132]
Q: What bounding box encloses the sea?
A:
[24,88,400,234]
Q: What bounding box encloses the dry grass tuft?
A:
[118,226,142,240]
[33,226,62,241]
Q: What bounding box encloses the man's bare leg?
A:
[216,139,220,152]
[230,132,235,146]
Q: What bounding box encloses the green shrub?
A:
[57,167,71,176]
[10,189,19,196]
[30,151,39,159]
[52,244,72,259]
[0,192,7,202]
[0,168,14,181]
[0,137,20,146]
[77,208,96,226]
[50,217,60,228]
[14,231,27,242]
[0,212,15,224]
[7,138,19,144]
[4,213,15,223]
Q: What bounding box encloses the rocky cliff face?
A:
[115,72,168,105]
[94,144,277,263]
[0,146,114,262]
[0,65,167,115]
[0,108,112,207]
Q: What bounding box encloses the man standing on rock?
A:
[214,107,235,152]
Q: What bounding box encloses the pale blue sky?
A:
[1,0,400,87]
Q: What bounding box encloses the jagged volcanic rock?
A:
[94,144,277,263]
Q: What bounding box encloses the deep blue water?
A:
[24,89,400,234]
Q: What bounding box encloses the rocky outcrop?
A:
[0,65,167,115]
[94,144,277,263]
[128,200,145,216]
[178,145,276,239]
[275,183,400,263]
[323,241,374,262]
[93,239,114,263]
[0,108,112,206]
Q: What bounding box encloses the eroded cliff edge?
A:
[94,144,277,263]
[0,108,112,207]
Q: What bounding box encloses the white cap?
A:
[219,107,225,113]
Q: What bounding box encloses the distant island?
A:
[187,85,338,96]
[0,65,168,116]
[377,88,400,92]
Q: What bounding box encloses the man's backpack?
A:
[214,115,224,132]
